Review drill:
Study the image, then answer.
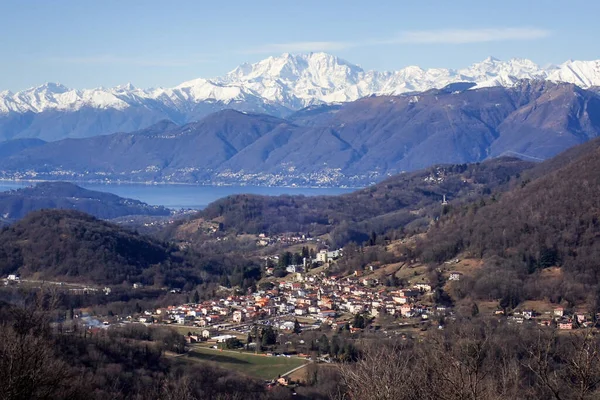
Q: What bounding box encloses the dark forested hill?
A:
[1,81,599,186]
[0,209,260,288]
[419,136,600,306]
[0,181,170,222]
[172,157,533,247]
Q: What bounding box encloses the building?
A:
[316,250,328,263]
[554,307,564,318]
[201,329,216,339]
[232,310,243,323]
[558,321,573,330]
[449,272,462,281]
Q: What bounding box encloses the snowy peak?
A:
[222,52,364,83]
[3,54,600,115]
[548,60,600,87]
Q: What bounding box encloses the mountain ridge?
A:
[3,53,600,141]
[1,81,599,186]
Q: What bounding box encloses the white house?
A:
[449,272,462,281]
[232,310,243,323]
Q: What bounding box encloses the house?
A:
[318,309,336,319]
[347,303,364,314]
[133,282,143,289]
[201,329,216,339]
[185,335,199,343]
[522,310,534,320]
[400,304,413,317]
[558,321,573,330]
[554,307,564,318]
[232,310,243,323]
[7,274,19,281]
[208,335,236,343]
[448,272,462,281]
[415,283,432,292]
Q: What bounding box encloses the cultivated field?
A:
[182,345,308,380]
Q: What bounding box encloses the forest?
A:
[418,137,600,308]
[0,209,261,290]
[188,157,532,248]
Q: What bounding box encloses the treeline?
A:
[189,157,531,247]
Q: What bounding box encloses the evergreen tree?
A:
[261,326,277,347]
[293,319,302,334]
[318,334,330,354]
[471,302,480,317]
[352,313,366,329]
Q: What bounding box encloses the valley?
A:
[5,2,600,398]
[3,134,600,398]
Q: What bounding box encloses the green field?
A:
[183,346,307,380]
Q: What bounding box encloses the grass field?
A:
[183,346,308,380]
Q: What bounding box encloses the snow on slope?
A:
[1,53,599,114]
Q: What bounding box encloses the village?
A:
[109,249,593,346]
[3,245,593,340]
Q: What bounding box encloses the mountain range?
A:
[3,53,600,141]
[1,80,599,186]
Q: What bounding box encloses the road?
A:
[281,362,310,378]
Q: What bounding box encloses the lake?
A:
[0,181,356,209]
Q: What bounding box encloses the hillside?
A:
[0,138,46,157]
[0,209,260,288]
[419,136,600,307]
[170,157,533,247]
[1,81,598,186]
[0,181,170,222]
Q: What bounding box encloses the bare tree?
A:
[337,341,419,400]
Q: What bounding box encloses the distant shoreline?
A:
[0,178,362,190]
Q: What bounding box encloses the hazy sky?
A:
[2,0,598,91]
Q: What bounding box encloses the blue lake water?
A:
[0,181,356,209]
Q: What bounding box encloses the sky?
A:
[1,0,599,92]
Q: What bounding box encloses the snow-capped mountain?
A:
[2,53,600,141]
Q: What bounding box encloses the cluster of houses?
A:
[495,306,594,330]
[265,249,344,276]
[256,233,321,247]
[134,271,441,336]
